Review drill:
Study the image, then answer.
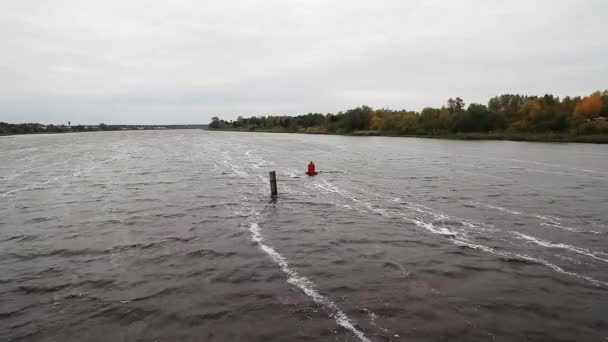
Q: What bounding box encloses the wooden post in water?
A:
[269,171,278,197]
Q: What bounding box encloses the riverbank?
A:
[0,124,208,136]
[0,131,79,137]
[207,128,608,144]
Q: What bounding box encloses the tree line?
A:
[0,123,129,135]
[0,123,208,135]
[209,91,608,137]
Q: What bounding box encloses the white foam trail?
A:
[216,155,377,336]
[363,202,390,217]
[412,206,448,221]
[249,223,371,342]
[363,308,389,333]
[452,239,497,254]
[308,181,375,216]
[221,160,248,178]
[554,254,584,265]
[453,238,608,287]
[310,179,608,288]
[1,175,69,196]
[2,155,121,196]
[514,232,608,263]
[411,218,457,237]
[538,221,591,233]
[244,150,269,169]
[472,202,521,215]
[72,155,120,176]
[581,169,602,174]
[533,214,560,223]
[312,181,340,194]
[284,171,298,178]
[531,214,601,234]
[5,159,71,180]
[513,254,608,287]
[469,203,601,234]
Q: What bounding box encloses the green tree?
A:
[340,105,372,131]
[419,107,443,134]
[209,117,221,129]
[447,97,465,113]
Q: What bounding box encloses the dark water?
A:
[1,130,607,341]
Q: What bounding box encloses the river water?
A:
[1,130,607,341]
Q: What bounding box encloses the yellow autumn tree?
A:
[370,109,385,130]
[438,106,452,126]
[575,95,602,119]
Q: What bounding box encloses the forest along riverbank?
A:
[209,91,608,144]
[1,130,607,341]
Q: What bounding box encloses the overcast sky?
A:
[1,0,606,125]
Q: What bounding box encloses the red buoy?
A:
[306,161,318,176]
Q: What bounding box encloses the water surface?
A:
[1,130,607,341]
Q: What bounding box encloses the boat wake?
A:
[249,222,371,342]
[216,149,374,341]
[309,178,608,288]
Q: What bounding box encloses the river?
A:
[1,130,607,341]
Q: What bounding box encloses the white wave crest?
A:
[249,223,371,342]
[302,178,608,288]
[473,202,522,215]
[514,232,608,263]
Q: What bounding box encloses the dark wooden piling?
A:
[269,171,277,197]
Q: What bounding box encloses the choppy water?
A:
[1,130,607,341]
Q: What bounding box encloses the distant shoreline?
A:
[0,124,208,136]
[208,91,608,144]
[5,127,606,144]
[207,128,608,144]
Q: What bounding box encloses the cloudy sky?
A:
[1,0,606,124]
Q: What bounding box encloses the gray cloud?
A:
[1,0,607,124]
